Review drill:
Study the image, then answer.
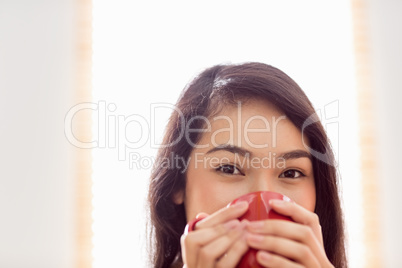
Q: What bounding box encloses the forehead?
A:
[196,99,306,153]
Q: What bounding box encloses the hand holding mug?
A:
[228,191,293,268]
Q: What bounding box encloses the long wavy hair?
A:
[148,62,347,268]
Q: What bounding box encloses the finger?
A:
[268,199,323,245]
[247,234,320,267]
[197,221,247,267]
[195,201,248,229]
[256,251,304,268]
[181,220,240,267]
[215,238,248,268]
[215,228,249,267]
[247,220,325,258]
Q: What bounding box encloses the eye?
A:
[216,164,244,175]
[279,169,304,179]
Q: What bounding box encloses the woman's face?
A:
[175,99,316,221]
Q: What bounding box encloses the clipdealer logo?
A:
[64,100,339,168]
[64,101,183,161]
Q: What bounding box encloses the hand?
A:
[181,201,250,268]
[245,200,334,268]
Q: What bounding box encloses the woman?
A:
[148,62,347,267]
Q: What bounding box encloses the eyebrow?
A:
[277,150,312,161]
[206,145,311,161]
[206,144,251,157]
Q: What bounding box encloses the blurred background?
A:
[1,0,401,267]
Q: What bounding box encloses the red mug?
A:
[227,191,293,268]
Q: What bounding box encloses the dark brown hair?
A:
[148,62,347,268]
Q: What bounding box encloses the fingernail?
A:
[247,233,263,243]
[259,251,271,261]
[195,213,207,219]
[223,220,240,230]
[269,199,285,206]
[233,201,248,210]
[249,221,264,229]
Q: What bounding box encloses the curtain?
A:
[74,0,93,267]
[350,0,382,267]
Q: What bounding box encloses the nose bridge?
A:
[250,170,275,193]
